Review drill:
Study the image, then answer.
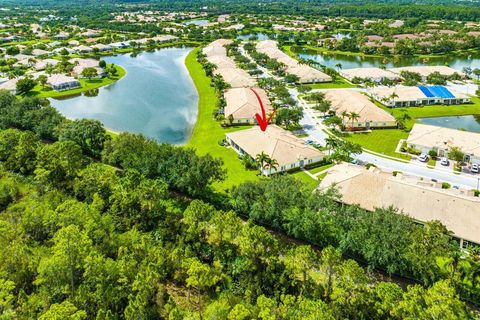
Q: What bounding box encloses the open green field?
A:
[27,64,126,99]
[344,97,480,160]
[185,48,260,192]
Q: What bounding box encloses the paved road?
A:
[293,88,480,190]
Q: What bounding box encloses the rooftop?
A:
[226,125,324,166]
[319,163,480,244]
[224,87,273,119]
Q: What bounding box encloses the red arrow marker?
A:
[251,88,275,132]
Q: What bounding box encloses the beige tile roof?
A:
[214,67,256,88]
[324,90,395,123]
[256,40,331,83]
[369,86,427,102]
[226,125,324,167]
[319,163,480,244]
[388,65,464,78]
[340,67,399,80]
[407,123,480,158]
[224,87,273,120]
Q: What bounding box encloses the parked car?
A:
[418,153,429,162]
[471,163,479,173]
[440,157,449,166]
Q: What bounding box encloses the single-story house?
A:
[224,87,273,124]
[406,123,480,163]
[91,43,112,52]
[47,74,81,91]
[388,65,464,81]
[319,163,480,247]
[31,49,50,57]
[323,90,396,129]
[34,58,60,71]
[0,78,20,94]
[73,45,93,53]
[368,85,471,107]
[340,67,399,83]
[226,125,325,175]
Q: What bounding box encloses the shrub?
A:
[442,182,451,189]
[428,149,438,159]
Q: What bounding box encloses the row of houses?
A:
[203,39,256,88]
[320,163,480,247]
[256,40,332,83]
[202,40,326,175]
[0,73,81,93]
[340,65,464,83]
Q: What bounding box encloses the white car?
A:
[440,157,449,166]
[471,164,479,173]
[418,153,429,162]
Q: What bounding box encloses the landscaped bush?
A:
[428,149,438,159]
[442,182,451,189]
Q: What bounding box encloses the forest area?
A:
[0,91,478,318]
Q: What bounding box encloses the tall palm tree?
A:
[340,110,348,126]
[255,152,270,175]
[335,63,343,71]
[349,112,360,131]
[265,157,279,175]
[325,137,340,155]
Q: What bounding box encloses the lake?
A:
[417,115,480,133]
[49,48,199,144]
[294,47,480,71]
[237,32,271,41]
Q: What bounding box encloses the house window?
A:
[290,164,295,168]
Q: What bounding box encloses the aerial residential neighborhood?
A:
[0,0,480,319]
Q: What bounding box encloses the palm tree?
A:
[349,112,360,131]
[340,110,348,126]
[335,63,343,71]
[325,137,340,155]
[265,157,279,175]
[255,152,270,175]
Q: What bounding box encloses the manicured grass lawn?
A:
[185,48,260,192]
[343,97,480,160]
[308,163,334,175]
[344,129,410,160]
[291,170,319,190]
[306,77,356,89]
[28,64,126,99]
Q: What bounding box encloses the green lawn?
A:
[306,77,356,89]
[343,97,480,160]
[344,129,410,160]
[185,48,260,192]
[28,64,126,99]
[308,163,334,175]
[291,170,319,190]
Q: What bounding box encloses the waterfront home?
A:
[319,163,480,248]
[388,65,464,81]
[47,74,81,91]
[91,43,112,52]
[70,58,105,78]
[369,85,471,107]
[226,125,325,175]
[406,123,480,163]
[340,67,399,83]
[110,41,131,49]
[256,40,332,83]
[323,90,396,129]
[224,87,273,124]
[34,58,59,71]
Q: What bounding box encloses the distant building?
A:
[226,125,325,175]
[340,67,399,83]
[388,65,464,81]
[34,58,59,71]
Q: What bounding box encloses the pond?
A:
[184,19,209,27]
[417,115,480,133]
[49,48,199,144]
[294,47,480,71]
[237,32,270,41]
